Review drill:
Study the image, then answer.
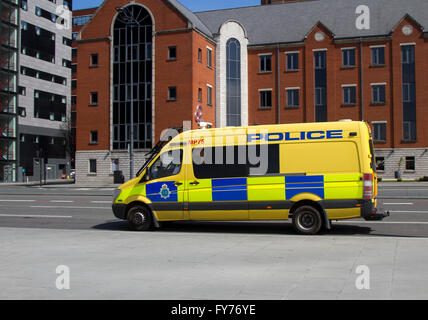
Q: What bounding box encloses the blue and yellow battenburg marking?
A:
[210,176,325,202]
[285,175,324,200]
[146,181,178,202]
[212,178,248,201]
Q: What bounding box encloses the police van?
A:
[112,121,389,235]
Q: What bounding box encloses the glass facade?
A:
[314,51,327,122]
[226,38,241,127]
[113,5,153,150]
[0,0,19,182]
[401,45,416,141]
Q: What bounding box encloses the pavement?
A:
[1,226,427,300]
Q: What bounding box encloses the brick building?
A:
[74,0,428,183]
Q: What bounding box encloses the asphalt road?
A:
[0,184,428,237]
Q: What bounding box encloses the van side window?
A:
[149,149,183,180]
[193,146,247,179]
[192,144,280,179]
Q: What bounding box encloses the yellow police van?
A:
[112,121,389,235]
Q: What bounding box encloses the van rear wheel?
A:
[127,205,153,231]
[292,205,322,235]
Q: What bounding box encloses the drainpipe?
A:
[277,44,281,124]
[360,37,364,121]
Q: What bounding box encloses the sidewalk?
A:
[0,226,427,299]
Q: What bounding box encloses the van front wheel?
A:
[292,206,322,235]
[127,205,153,231]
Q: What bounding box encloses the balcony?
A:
[0,34,17,49]
[0,59,16,72]
[1,7,18,26]
[0,103,14,114]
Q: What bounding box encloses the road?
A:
[0,184,428,237]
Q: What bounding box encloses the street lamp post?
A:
[116,6,139,179]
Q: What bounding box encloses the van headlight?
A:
[113,189,122,203]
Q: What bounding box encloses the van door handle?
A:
[189,181,200,186]
[173,181,183,186]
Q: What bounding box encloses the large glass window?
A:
[226,38,241,126]
[113,5,153,150]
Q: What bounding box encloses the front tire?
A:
[292,205,323,235]
[127,205,153,231]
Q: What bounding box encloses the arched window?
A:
[113,5,153,150]
[226,38,241,126]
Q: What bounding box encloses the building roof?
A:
[195,0,428,45]
[167,0,212,37]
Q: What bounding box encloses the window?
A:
[89,159,97,174]
[226,38,241,126]
[376,157,385,171]
[198,48,202,62]
[71,80,77,90]
[315,87,326,106]
[90,92,98,105]
[259,90,272,109]
[73,15,92,26]
[373,122,387,142]
[402,83,415,103]
[198,88,202,102]
[168,46,177,60]
[21,0,28,11]
[343,86,356,105]
[342,48,356,67]
[168,87,177,101]
[371,47,385,66]
[90,131,98,144]
[207,48,212,67]
[207,85,213,106]
[192,145,280,179]
[18,107,26,117]
[405,156,415,171]
[72,48,77,58]
[35,7,42,17]
[71,96,76,105]
[314,51,326,69]
[259,54,272,72]
[72,32,78,40]
[402,46,415,64]
[90,54,98,66]
[372,84,386,104]
[148,150,183,180]
[286,89,299,108]
[286,52,298,71]
[19,86,26,96]
[49,113,55,121]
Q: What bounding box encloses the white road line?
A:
[91,201,112,204]
[0,200,35,202]
[383,203,414,205]
[337,221,428,225]
[50,200,74,203]
[390,211,428,213]
[29,206,110,210]
[0,214,72,218]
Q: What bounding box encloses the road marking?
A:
[29,206,110,210]
[50,200,74,203]
[0,200,35,202]
[337,221,428,225]
[383,203,413,205]
[390,211,428,213]
[91,201,112,204]
[0,214,72,218]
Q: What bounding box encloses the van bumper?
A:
[112,203,127,220]
[361,200,390,221]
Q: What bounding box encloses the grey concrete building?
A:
[18,0,72,181]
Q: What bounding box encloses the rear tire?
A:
[127,205,153,231]
[292,205,323,235]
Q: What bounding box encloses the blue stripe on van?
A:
[212,178,247,188]
[284,175,324,184]
[212,190,248,202]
